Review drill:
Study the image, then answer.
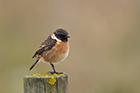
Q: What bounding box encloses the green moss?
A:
[31,72,65,78]
[48,77,57,85]
[30,72,65,86]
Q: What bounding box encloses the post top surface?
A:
[25,72,67,78]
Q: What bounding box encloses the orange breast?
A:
[43,42,69,63]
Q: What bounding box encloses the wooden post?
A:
[24,73,68,93]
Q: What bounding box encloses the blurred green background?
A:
[0,0,140,93]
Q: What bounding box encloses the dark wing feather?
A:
[32,36,57,58]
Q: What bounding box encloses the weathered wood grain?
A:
[24,73,68,93]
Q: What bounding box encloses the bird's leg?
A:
[50,63,63,74]
[50,63,57,74]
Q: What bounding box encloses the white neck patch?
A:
[51,34,62,42]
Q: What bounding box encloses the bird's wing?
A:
[32,35,57,58]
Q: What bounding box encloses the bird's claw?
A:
[50,71,63,74]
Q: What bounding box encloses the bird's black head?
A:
[54,28,70,42]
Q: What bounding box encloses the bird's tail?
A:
[29,59,39,71]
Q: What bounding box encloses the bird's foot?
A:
[50,71,63,74]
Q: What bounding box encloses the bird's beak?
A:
[67,36,70,38]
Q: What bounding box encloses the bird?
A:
[29,28,70,74]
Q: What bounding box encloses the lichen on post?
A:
[24,72,68,93]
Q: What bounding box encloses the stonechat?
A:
[30,28,70,74]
